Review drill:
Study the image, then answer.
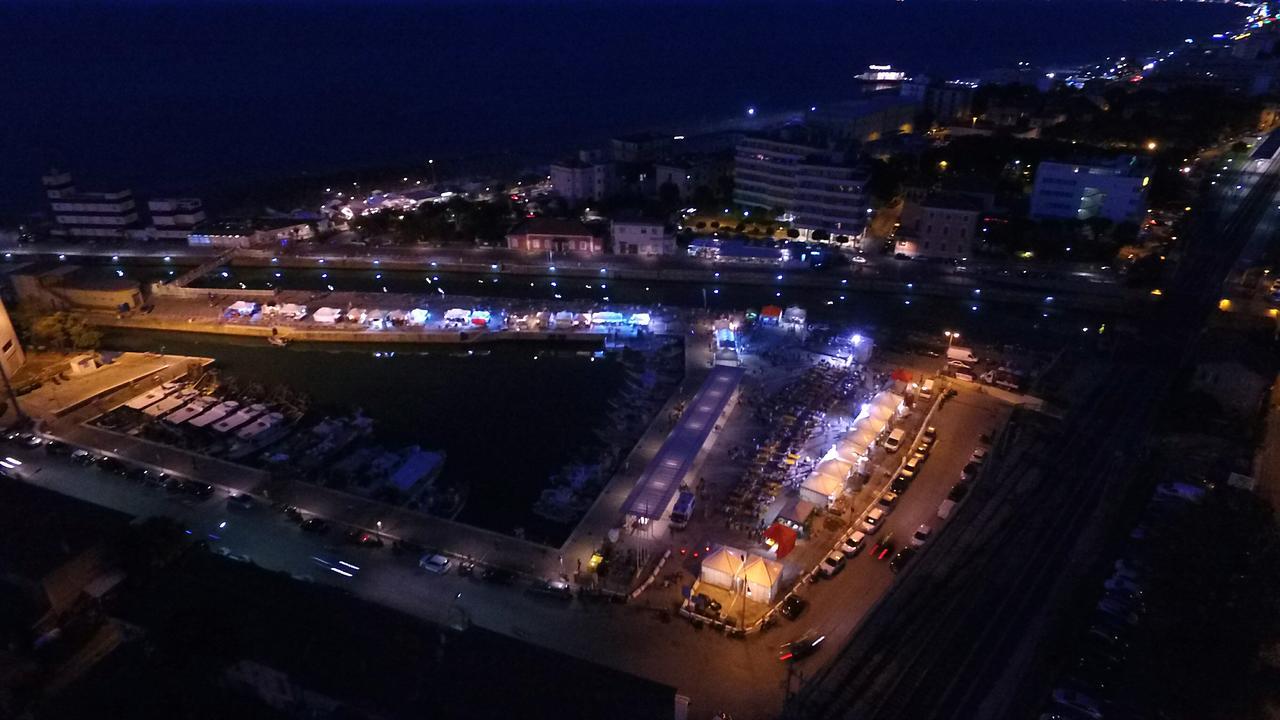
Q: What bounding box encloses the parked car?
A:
[227,493,256,511]
[96,457,128,476]
[910,524,932,547]
[70,449,97,466]
[529,578,573,600]
[922,426,937,445]
[183,481,215,499]
[961,462,980,481]
[860,507,887,534]
[875,492,899,514]
[969,448,988,464]
[43,440,71,456]
[840,530,867,558]
[819,551,846,577]
[889,547,916,572]
[779,595,807,621]
[890,474,911,494]
[419,554,451,574]
[300,518,330,534]
[481,567,518,585]
[914,442,931,457]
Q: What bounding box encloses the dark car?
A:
[480,567,517,585]
[71,449,97,466]
[183,481,215,498]
[889,547,916,573]
[44,440,71,456]
[392,538,427,556]
[872,534,896,561]
[780,595,808,621]
[947,483,970,502]
[227,493,256,511]
[778,631,826,662]
[345,530,384,548]
[961,462,979,481]
[300,518,330,534]
[97,457,129,476]
[890,474,911,494]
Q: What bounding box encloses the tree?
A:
[30,312,101,351]
[786,228,800,239]
[812,229,831,241]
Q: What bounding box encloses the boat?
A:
[213,403,266,433]
[268,336,291,347]
[225,420,292,461]
[124,385,172,410]
[188,400,240,429]
[145,388,198,417]
[164,396,215,424]
[236,412,286,440]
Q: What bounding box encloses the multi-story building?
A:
[611,217,676,256]
[1030,157,1149,223]
[809,95,920,144]
[42,170,139,240]
[187,218,314,249]
[734,133,870,239]
[610,132,671,163]
[148,198,206,241]
[0,299,25,380]
[893,193,983,260]
[506,217,602,254]
[550,157,614,205]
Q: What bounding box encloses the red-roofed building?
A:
[506,218,603,254]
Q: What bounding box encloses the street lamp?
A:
[944,330,960,348]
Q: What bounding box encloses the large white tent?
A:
[313,307,342,324]
[815,458,852,481]
[835,435,872,464]
[801,468,845,506]
[699,546,745,590]
[858,415,887,436]
[742,555,784,603]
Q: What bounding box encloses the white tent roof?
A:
[630,312,651,326]
[409,308,430,324]
[802,469,844,498]
[226,301,257,315]
[592,311,625,324]
[742,554,783,592]
[815,458,852,480]
[554,311,575,322]
[444,308,471,321]
[856,415,887,436]
[869,403,894,422]
[313,307,342,323]
[872,391,905,412]
[836,436,872,462]
[701,546,745,576]
[388,309,407,321]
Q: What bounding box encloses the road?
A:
[787,147,1280,719]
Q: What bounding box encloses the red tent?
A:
[762,522,797,559]
[891,368,912,383]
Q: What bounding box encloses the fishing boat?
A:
[145,388,198,417]
[188,400,240,429]
[236,411,286,440]
[164,396,215,424]
[212,403,266,433]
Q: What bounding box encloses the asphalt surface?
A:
[787,150,1280,720]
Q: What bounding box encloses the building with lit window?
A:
[734,133,870,239]
[1029,157,1149,223]
[894,193,983,260]
[148,198,206,240]
[611,217,676,256]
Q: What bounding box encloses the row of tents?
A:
[799,390,906,507]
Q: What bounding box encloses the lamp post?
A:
[944,330,959,348]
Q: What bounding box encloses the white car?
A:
[840,530,867,557]
[419,554,451,574]
[851,255,868,264]
[860,507,887,534]
[819,551,846,577]
[910,524,932,547]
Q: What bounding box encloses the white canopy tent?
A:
[444,308,471,323]
[699,546,745,591]
[815,458,852,482]
[313,307,342,324]
[591,311,626,325]
[409,308,430,325]
[346,308,367,323]
[800,468,845,506]
[856,415,887,437]
[742,555,784,603]
[279,303,307,320]
[552,311,575,328]
[225,301,257,316]
[387,309,408,324]
[835,436,872,464]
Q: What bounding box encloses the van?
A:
[947,346,979,364]
[884,428,907,453]
[920,378,936,399]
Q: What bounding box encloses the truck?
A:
[670,490,695,529]
[946,346,979,364]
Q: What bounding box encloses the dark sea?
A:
[0,0,1247,217]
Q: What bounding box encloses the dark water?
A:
[1,0,1246,216]
[100,328,624,544]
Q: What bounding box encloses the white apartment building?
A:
[611,218,676,256]
[734,135,869,239]
[1029,157,1149,223]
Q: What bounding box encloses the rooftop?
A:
[508,217,595,237]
